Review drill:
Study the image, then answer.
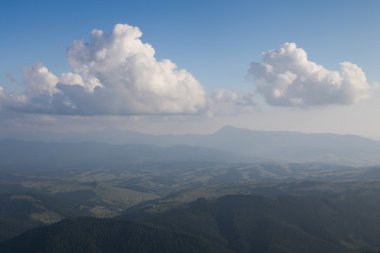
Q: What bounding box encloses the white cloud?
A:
[208,89,255,115]
[4,36,373,117]
[23,64,59,95]
[5,24,207,115]
[4,64,67,114]
[248,42,374,106]
[0,86,5,109]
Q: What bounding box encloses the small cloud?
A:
[0,86,5,108]
[208,88,255,115]
[23,64,59,95]
[248,42,374,107]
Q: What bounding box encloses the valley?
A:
[1,131,380,252]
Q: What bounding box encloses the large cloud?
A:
[6,24,207,115]
[248,42,373,106]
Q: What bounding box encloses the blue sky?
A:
[2,0,380,90]
[0,0,380,137]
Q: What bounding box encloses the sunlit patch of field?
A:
[92,182,159,210]
[30,211,63,224]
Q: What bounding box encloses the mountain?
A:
[0,139,246,171]
[205,126,380,165]
[123,192,380,253]
[4,190,380,253]
[2,126,380,166]
[2,158,379,242]
[0,217,231,253]
[87,126,380,165]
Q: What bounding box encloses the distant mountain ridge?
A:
[0,139,247,171]
[2,126,380,166]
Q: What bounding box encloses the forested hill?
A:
[0,217,231,253]
[3,192,380,253]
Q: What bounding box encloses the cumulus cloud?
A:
[248,42,374,106]
[5,24,207,115]
[208,89,255,115]
[0,86,5,108]
[23,64,59,95]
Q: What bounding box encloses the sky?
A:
[1,0,380,138]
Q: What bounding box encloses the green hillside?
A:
[3,192,380,253]
[0,217,231,253]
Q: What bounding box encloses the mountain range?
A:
[3,187,380,253]
[2,126,380,166]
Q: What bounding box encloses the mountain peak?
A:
[215,125,253,135]
[217,125,240,132]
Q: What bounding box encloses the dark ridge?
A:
[0,217,231,253]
